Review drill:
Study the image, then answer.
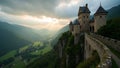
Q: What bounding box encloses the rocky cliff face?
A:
[54,31,85,68]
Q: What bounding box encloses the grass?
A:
[19,45,29,52]
[77,50,100,68]
[19,41,44,53]
[107,45,120,59]
[1,41,52,68]
[12,57,26,68]
[0,50,17,62]
[33,41,43,47]
[5,57,26,68]
[30,45,52,55]
[112,58,119,68]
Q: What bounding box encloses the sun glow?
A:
[19,15,69,30]
[0,10,69,31]
[22,15,59,23]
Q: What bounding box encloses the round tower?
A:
[94,5,108,32]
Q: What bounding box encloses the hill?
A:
[51,25,69,46]
[0,22,29,56]
[107,5,120,20]
[0,21,52,56]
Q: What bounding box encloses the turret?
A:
[94,4,108,32]
[69,21,73,32]
[78,4,91,32]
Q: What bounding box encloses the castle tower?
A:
[78,4,91,32]
[94,4,108,32]
[69,21,73,32]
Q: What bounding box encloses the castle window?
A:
[92,26,94,32]
[75,33,78,36]
[90,26,94,32]
[90,27,92,32]
[80,25,81,29]
[86,16,88,18]
[83,16,85,18]
[100,16,102,18]
[84,21,85,24]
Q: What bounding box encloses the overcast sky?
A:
[0,0,120,31]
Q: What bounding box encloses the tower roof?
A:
[78,4,90,16]
[69,21,72,25]
[94,5,108,15]
[72,19,80,25]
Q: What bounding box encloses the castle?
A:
[56,4,120,68]
[69,4,108,36]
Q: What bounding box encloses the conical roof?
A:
[72,19,80,25]
[69,21,72,25]
[78,4,90,16]
[94,5,108,15]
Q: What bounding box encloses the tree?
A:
[97,18,120,40]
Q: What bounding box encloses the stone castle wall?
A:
[72,25,80,36]
[90,33,120,53]
[94,15,107,32]
[78,13,90,32]
[85,33,112,68]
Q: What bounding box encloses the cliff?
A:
[54,31,84,68]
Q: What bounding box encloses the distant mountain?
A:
[0,21,51,56]
[107,5,120,20]
[0,22,29,56]
[51,25,69,46]
[55,25,69,36]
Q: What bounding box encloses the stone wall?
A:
[90,33,120,53]
[72,25,80,36]
[94,15,107,32]
[78,13,90,32]
[85,33,112,68]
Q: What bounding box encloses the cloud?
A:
[0,10,69,31]
[0,0,120,18]
[0,0,59,17]
[0,0,120,31]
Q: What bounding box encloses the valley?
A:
[0,41,52,68]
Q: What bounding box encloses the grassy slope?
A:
[31,44,52,55]
[1,41,52,68]
[0,50,17,62]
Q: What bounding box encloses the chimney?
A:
[86,4,88,7]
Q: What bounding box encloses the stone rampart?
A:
[90,33,120,53]
[85,33,112,68]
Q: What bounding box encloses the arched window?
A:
[92,26,94,32]
[84,21,85,24]
[87,16,88,18]
[80,25,81,29]
[90,26,92,32]
[90,26,94,32]
[83,16,85,18]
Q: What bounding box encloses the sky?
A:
[0,0,120,31]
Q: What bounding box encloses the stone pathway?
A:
[108,50,120,68]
